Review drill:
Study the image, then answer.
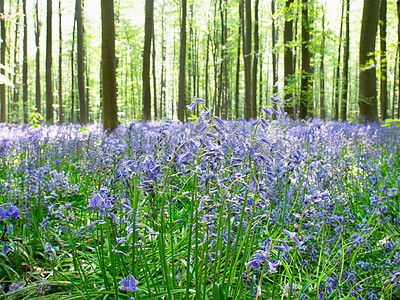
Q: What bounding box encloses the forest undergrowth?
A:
[0,100,400,299]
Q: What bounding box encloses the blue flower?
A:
[119,274,139,292]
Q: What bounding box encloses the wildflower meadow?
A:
[0,102,400,299]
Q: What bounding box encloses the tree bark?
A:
[397,0,400,118]
[340,0,350,121]
[76,0,87,124]
[178,0,187,122]
[358,0,380,123]
[142,0,153,121]
[243,0,252,120]
[235,3,242,119]
[299,0,311,119]
[22,0,28,124]
[59,0,63,124]
[46,0,54,123]
[379,0,387,120]
[319,4,325,120]
[13,0,21,121]
[271,0,278,96]
[0,0,6,123]
[252,0,259,118]
[333,0,344,121]
[284,0,294,117]
[101,0,118,131]
[152,26,157,119]
[35,0,41,115]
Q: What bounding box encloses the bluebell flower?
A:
[186,97,205,112]
[119,274,139,292]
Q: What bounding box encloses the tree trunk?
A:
[71,12,76,123]
[379,0,387,120]
[76,0,87,124]
[299,0,311,119]
[243,0,252,120]
[398,0,400,118]
[319,4,325,120]
[333,0,345,121]
[358,0,380,123]
[252,0,259,118]
[22,0,28,124]
[142,0,153,121]
[46,0,54,123]
[35,0,41,115]
[0,0,6,123]
[235,3,242,119]
[12,0,21,122]
[101,0,118,131]
[59,0,63,124]
[284,0,294,117]
[340,0,350,121]
[178,0,187,122]
[271,0,278,96]
[152,26,157,119]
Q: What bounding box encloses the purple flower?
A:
[186,97,205,112]
[2,244,11,254]
[119,274,139,292]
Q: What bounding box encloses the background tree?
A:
[398,0,400,118]
[319,3,326,120]
[299,0,311,119]
[340,0,350,121]
[46,0,54,123]
[358,0,380,122]
[77,0,87,124]
[0,0,6,123]
[101,0,118,131]
[284,0,294,117]
[142,0,153,122]
[59,0,63,124]
[379,0,387,120]
[178,0,187,122]
[22,0,28,124]
[243,0,252,120]
[271,0,278,96]
[35,0,41,114]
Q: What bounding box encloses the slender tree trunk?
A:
[46,0,54,123]
[252,0,259,118]
[299,0,311,119]
[243,0,252,120]
[379,0,387,120]
[359,0,380,123]
[397,0,400,118]
[340,0,350,121]
[76,0,87,124]
[284,0,294,117]
[178,0,187,122]
[71,13,76,123]
[0,0,6,122]
[152,26,157,119]
[393,47,397,119]
[271,0,278,96]
[13,0,21,121]
[59,0,63,124]
[35,0,41,115]
[160,11,166,118]
[235,3,242,119]
[22,0,28,123]
[101,0,118,131]
[205,33,210,109]
[319,4,326,120]
[333,0,345,120]
[142,0,153,121]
